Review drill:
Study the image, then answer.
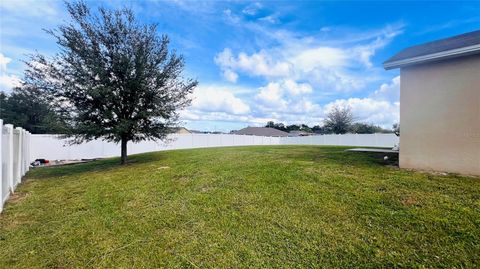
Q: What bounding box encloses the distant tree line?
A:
[0,87,68,134]
[265,106,397,134]
[265,121,314,133]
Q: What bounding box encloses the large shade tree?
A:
[25,1,197,164]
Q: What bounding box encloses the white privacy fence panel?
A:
[29,133,398,162]
[0,120,31,213]
[29,134,284,161]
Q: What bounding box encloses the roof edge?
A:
[383,43,480,70]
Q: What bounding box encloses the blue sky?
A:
[1,0,479,132]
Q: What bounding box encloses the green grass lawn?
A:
[1,146,479,268]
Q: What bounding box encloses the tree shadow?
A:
[300,146,400,168]
[366,152,399,167]
[27,151,163,180]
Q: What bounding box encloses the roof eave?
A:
[383,44,480,70]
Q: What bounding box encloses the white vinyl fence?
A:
[30,133,398,162]
[29,134,282,161]
[0,120,31,213]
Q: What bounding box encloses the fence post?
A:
[21,129,25,176]
[25,131,30,172]
[15,128,23,186]
[19,129,22,177]
[4,125,14,193]
[24,131,28,173]
[20,129,23,176]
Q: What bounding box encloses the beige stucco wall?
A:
[400,54,480,175]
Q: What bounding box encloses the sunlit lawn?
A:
[0,146,479,268]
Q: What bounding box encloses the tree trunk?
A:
[120,137,128,165]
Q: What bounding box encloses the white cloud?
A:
[237,51,291,77]
[181,110,270,125]
[0,75,22,91]
[222,69,238,83]
[371,75,400,102]
[283,79,312,95]
[256,82,287,108]
[215,48,292,82]
[255,80,320,116]
[190,85,250,115]
[320,27,331,32]
[292,47,347,71]
[223,9,241,24]
[214,48,234,67]
[0,53,22,92]
[242,2,262,16]
[0,53,12,72]
[214,24,402,93]
[351,35,396,68]
[289,98,321,114]
[0,0,58,18]
[258,15,278,24]
[306,68,366,92]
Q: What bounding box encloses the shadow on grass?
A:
[363,152,399,166]
[329,150,399,167]
[27,151,162,180]
[274,145,400,168]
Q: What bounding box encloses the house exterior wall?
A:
[400,54,480,175]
